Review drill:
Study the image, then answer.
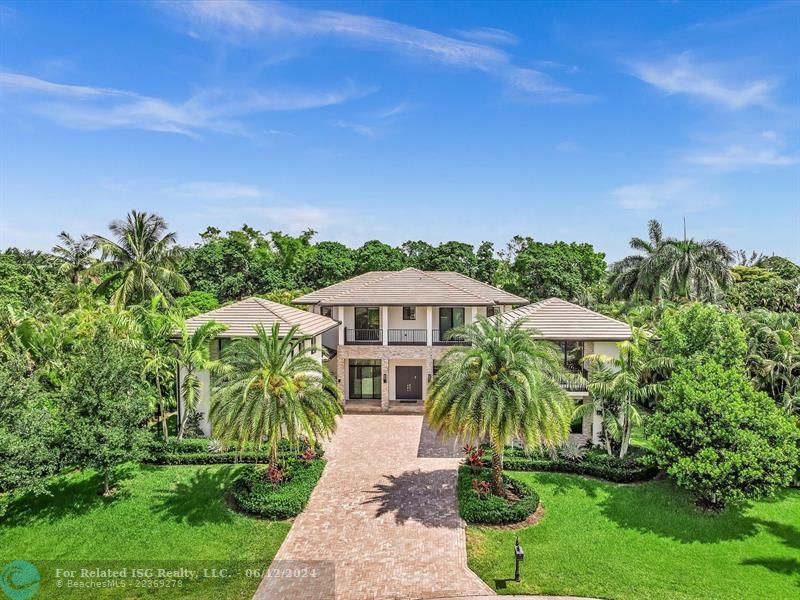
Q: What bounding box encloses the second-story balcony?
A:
[344,327,429,345]
[559,369,588,393]
[345,328,382,344]
[432,329,470,345]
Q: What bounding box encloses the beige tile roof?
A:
[292,268,527,306]
[183,297,338,338]
[497,297,632,341]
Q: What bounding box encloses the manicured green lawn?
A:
[467,472,800,600]
[0,465,290,599]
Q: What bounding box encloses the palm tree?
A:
[51,231,97,284]
[658,236,733,302]
[426,318,574,497]
[743,310,800,416]
[211,323,342,465]
[171,318,228,439]
[578,328,671,458]
[129,296,176,441]
[608,219,665,301]
[608,219,733,303]
[92,211,189,308]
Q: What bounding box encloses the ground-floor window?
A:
[349,359,382,400]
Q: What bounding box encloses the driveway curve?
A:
[254,414,493,600]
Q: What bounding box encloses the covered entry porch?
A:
[334,345,448,412]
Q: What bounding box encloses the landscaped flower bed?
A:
[457,466,540,525]
[231,458,325,519]
[495,446,658,483]
[145,438,323,465]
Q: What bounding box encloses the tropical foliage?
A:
[647,361,798,510]
[578,329,671,458]
[426,318,574,497]
[211,323,342,465]
[92,210,189,308]
[609,219,733,303]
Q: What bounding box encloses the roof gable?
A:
[292,268,527,306]
[183,297,338,338]
[497,298,632,341]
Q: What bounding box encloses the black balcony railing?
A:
[432,329,469,345]
[559,370,588,392]
[387,329,427,345]
[344,328,381,344]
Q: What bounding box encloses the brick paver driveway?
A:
[254,414,493,600]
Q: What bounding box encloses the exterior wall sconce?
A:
[382,373,387,383]
[427,373,432,383]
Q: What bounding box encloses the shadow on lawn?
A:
[1,467,134,527]
[151,466,237,525]
[598,479,766,544]
[362,469,462,528]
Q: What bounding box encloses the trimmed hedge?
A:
[231,459,325,520]
[499,447,658,483]
[458,466,539,525]
[145,438,323,465]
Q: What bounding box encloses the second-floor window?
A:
[402,306,416,320]
[486,306,499,317]
[320,306,332,318]
[559,341,585,372]
[354,307,380,330]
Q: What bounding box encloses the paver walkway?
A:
[254,414,493,600]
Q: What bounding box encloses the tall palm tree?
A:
[92,211,189,308]
[51,231,97,284]
[129,296,176,441]
[426,318,574,497]
[658,236,733,302]
[577,328,672,458]
[171,318,228,439]
[608,219,733,303]
[211,323,342,465]
[608,219,665,301]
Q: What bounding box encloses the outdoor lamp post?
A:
[514,537,524,582]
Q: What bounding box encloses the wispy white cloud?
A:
[455,27,518,46]
[686,145,799,170]
[629,53,775,109]
[330,120,376,137]
[612,178,720,212]
[0,71,371,136]
[0,71,132,98]
[163,0,589,103]
[163,181,265,200]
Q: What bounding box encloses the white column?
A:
[381,305,389,346]
[469,306,478,323]
[337,306,345,346]
[426,306,433,346]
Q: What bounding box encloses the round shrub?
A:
[458,466,539,525]
[647,361,799,510]
[231,459,325,519]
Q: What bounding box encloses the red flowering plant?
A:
[463,444,485,468]
[300,447,317,461]
[472,479,491,498]
[266,464,286,488]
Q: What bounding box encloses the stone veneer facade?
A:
[335,345,452,411]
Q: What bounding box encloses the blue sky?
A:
[1,0,798,261]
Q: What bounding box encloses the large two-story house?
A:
[292,268,527,411]
[178,268,631,443]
